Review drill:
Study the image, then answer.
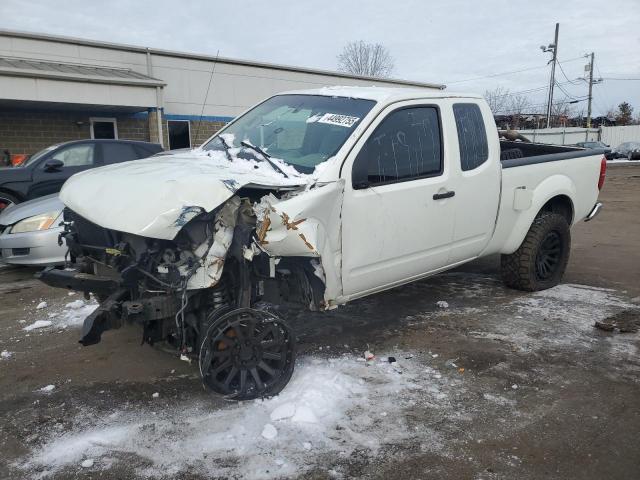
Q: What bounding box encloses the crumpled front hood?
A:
[60,150,308,240]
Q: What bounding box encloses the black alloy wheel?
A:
[199,307,296,400]
[535,231,562,280]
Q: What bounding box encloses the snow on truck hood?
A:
[59,149,309,240]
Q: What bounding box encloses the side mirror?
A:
[43,159,64,172]
[351,145,370,190]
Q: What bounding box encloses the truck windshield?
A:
[202,94,376,173]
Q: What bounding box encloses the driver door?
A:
[341,101,456,299]
[28,143,98,199]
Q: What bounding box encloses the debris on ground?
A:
[512,384,519,390]
[595,309,640,333]
[1,350,13,359]
[152,392,160,399]
[23,320,53,331]
[364,350,375,361]
[436,300,449,308]
[388,356,397,364]
[80,459,94,468]
[39,385,55,393]
[36,301,47,310]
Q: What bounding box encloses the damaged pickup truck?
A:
[38,86,606,399]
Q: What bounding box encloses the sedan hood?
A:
[0,194,63,226]
[60,150,309,240]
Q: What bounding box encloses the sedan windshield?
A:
[202,94,376,173]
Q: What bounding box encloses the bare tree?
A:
[483,87,511,115]
[506,95,530,129]
[337,41,394,78]
[550,100,576,127]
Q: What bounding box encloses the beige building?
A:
[0,30,443,155]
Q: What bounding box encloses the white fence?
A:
[518,125,640,146]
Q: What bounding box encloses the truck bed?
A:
[499,140,606,168]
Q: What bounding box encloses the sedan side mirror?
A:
[43,159,64,172]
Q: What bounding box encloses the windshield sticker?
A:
[317,113,360,128]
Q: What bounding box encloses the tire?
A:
[0,191,20,212]
[501,212,571,292]
[199,307,296,400]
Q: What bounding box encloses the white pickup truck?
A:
[39,86,606,399]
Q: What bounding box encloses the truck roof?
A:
[281,86,482,103]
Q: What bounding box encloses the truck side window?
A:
[357,106,442,186]
[453,103,488,171]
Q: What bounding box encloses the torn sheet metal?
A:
[60,150,307,240]
[186,196,240,289]
[255,180,345,306]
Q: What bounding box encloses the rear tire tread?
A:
[501,212,570,292]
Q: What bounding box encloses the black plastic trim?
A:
[501,148,606,168]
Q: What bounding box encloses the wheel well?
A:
[0,188,23,202]
[540,195,574,224]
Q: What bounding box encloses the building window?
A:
[356,106,442,186]
[90,117,118,139]
[168,120,191,150]
[453,104,488,171]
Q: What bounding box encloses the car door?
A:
[341,101,456,298]
[28,143,99,199]
[446,101,501,264]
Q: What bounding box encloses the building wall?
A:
[0,110,149,154]
[0,31,440,120]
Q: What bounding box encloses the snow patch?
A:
[36,301,47,310]
[21,355,452,479]
[23,320,53,331]
[1,350,13,359]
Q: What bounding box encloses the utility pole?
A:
[586,52,595,128]
[541,23,559,128]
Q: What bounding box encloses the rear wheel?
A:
[501,212,570,291]
[0,192,19,212]
[199,307,296,400]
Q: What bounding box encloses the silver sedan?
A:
[0,194,66,266]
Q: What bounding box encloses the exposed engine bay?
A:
[38,180,344,400]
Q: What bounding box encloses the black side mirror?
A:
[351,145,370,190]
[43,159,64,172]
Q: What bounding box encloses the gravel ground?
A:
[0,165,638,480]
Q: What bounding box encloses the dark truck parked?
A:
[0,139,162,211]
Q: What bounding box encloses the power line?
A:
[556,57,583,85]
[445,56,585,85]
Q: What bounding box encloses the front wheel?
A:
[199,307,296,400]
[501,212,571,291]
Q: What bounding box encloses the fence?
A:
[517,125,640,146]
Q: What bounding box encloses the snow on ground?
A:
[22,299,98,332]
[14,277,639,479]
[20,355,456,479]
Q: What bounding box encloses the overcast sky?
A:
[1,0,639,116]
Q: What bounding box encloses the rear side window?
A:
[453,103,488,171]
[358,106,442,185]
[101,143,140,164]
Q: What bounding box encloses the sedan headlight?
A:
[10,211,62,234]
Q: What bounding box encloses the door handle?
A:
[433,190,455,200]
